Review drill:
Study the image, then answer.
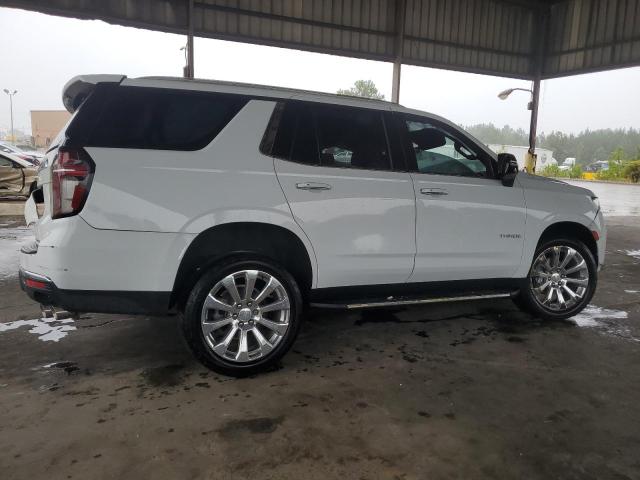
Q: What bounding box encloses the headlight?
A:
[590,196,600,210]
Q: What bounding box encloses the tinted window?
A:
[271,102,319,165]
[405,119,488,177]
[85,87,247,150]
[267,102,391,171]
[315,105,390,170]
[0,155,13,167]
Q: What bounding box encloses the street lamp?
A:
[3,89,18,143]
[497,87,532,102]
[497,84,539,173]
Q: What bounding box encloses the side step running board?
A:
[311,292,517,310]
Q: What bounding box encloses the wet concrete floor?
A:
[0,216,639,480]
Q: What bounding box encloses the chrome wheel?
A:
[201,270,290,363]
[530,245,590,312]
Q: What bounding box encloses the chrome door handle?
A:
[296,182,332,191]
[420,188,448,196]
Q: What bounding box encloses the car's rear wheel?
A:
[514,238,597,320]
[181,256,303,376]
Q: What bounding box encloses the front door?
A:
[272,101,416,288]
[399,115,526,283]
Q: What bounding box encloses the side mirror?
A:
[497,153,519,186]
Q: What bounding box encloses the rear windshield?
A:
[68,85,247,151]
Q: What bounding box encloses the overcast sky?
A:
[1,7,639,136]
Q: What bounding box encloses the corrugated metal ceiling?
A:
[1,0,638,79]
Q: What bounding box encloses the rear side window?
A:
[315,104,390,170]
[81,87,247,151]
[267,101,391,171]
[270,102,319,165]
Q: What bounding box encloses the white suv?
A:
[20,75,605,376]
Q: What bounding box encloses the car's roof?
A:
[133,75,394,108]
[0,150,31,168]
[0,141,20,150]
[66,74,412,113]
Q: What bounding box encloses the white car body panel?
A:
[409,173,526,282]
[274,159,416,287]
[514,173,603,276]
[20,216,194,291]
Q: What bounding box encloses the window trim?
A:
[399,113,496,179]
[258,101,284,157]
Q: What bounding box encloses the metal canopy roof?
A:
[3,0,639,80]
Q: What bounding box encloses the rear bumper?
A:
[19,268,171,315]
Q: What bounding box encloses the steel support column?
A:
[528,77,540,154]
[185,0,194,78]
[525,8,548,172]
[391,62,402,103]
[391,0,406,103]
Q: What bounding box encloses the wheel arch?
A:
[171,222,315,310]
[537,221,598,264]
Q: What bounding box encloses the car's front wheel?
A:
[181,256,303,376]
[514,238,597,320]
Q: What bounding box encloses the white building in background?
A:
[488,144,557,171]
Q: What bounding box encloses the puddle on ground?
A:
[0,227,33,280]
[571,305,637,342]
[42,361,80,374]
[0,316,76,342]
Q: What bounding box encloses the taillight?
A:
[51,147,94,219]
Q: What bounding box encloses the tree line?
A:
[335,81,639,169]
[465,123,640,166]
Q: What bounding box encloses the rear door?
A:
[272,101,416,288]
[399,114,526,282]
[0,154,24,194]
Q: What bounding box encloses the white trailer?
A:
[488,144,557,171]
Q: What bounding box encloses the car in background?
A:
[585,161,609,172]
[0,142,43,166]
[558,157,577,172]
[0,151,38,197]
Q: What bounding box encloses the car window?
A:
[82,87,248,151]
[268,102,392,171]
[0,155,14,167]
[315,105,390,171]
[405,119,487,177]
[270,102,319,165]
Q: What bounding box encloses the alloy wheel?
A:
[201,270,291,363]
[529,245,590,312]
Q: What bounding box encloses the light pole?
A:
[3,89,17,143]
[497,83,540,173]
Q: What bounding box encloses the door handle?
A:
[420,187,448,196]
[296,182,332,191]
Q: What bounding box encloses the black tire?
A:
[513,237,597,320]
[181,255,303,377]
